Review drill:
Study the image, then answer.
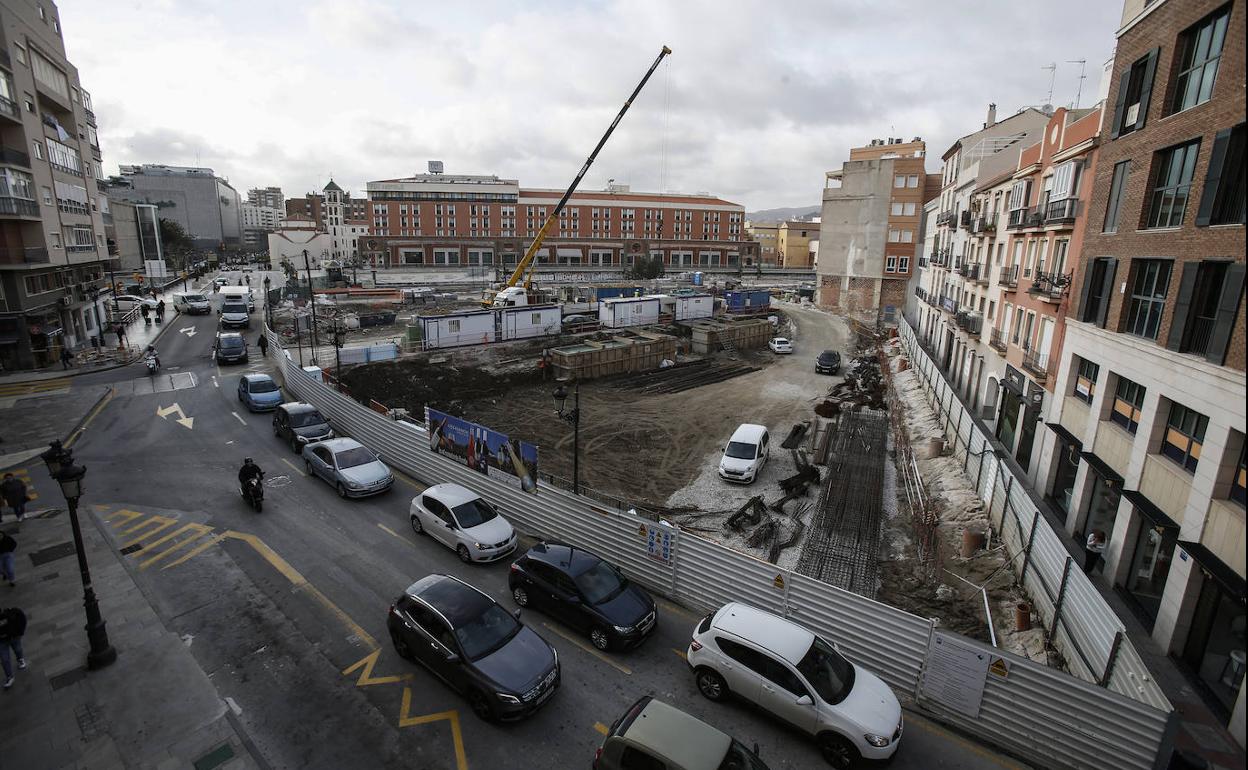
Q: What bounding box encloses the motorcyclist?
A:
[239,457,263,489]
[144,344,160,369]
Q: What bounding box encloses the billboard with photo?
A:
[425,407,539,493]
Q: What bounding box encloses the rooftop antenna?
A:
[1068,59,1088,108]
[1041,62,1057,106]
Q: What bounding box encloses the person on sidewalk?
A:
[60,347,73,369]
[141,305,151,327]
[0,474,27,522]
[1084,529,1107,574]
[0,605,27,688]
[258,334,269,357]
[0,531,15,586]
[156,299,166,318]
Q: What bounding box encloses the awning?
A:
[1046,422,1083,449]
[1080,451,1124,485]
[1122,489,1180,531]
[1178,541,1247,602]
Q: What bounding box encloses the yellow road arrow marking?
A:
[398,689,468,770]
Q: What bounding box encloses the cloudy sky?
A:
[61,0,1120,212]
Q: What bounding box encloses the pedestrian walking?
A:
[59,347,73,369]
[258,333,269,357]
[91,335,101,352]
[0,531,15,586]
[157,299,166,318]
[0,474,27,522]
[0,605,26,688]
[1083,529,1107,574]
[141,305,151,327]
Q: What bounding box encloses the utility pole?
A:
[302,249,320,360]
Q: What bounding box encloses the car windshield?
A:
[219,337,243,349]
[451,498,499,528]
[796,636,855,705]
[773,338,789,345]
[290,410,326,427]
[455,604,522,661]
[820,351,837,361]
[725,441,757,460]
[574,560,626,605]
[719,740,771,770]
[184,294,207,302]
[223,303,247,313]
[248,379,278,393]
[334,447,377,469]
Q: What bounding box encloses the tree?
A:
[624,256,664,280]
[158,218,195,268]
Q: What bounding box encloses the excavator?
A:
[485,45,672,308]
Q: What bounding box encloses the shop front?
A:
[1178,542,1247,720]
[1077,451,1124,575]
[996,366,1026,454]
[1045,422,1082,515]
[1119,490,1180,630]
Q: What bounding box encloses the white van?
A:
[219,286,255,312]
[173,292,212,315]
[718,423,769,484]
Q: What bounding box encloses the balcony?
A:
[1021,348,1049,381]
[1045,198,1080,224]
[0,196,40,217]
[955,311,983,334]
[959,210,972,229]
[999,265,1019,288]
[0,146,30,168]
[0,95,19,124]
[971,216,996,234]
[1007,207,1045,230]
[1180,315,1216,356]
[914,286,929,303]
[1028,270,1072,302]
[959,262,982,281]
[0,246,50,264]
[989,327,1008,353]
[939,295,958,314]
[84,107,96,127]
[936,210,955,227]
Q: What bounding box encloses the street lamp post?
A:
[39,441,116,670]
[553,381,581,495]
[332,322,344,391]
[263,276,272,329]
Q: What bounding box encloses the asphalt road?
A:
[57,275,1027,770]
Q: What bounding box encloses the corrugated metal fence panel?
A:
[1109,638,1173,711]
[673,534,787,618]
[787,574,931,694]
[919,634,1173,770]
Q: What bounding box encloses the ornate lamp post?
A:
[552,381,581,495]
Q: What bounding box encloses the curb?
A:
[0,384,113,472]
[0,311,182,387]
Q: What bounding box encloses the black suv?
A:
[509,542,657,652]
[214,332,248,364]
[388,574,559,721]
[272,402,333,452]
[815,349,841,375]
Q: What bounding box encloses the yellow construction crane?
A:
[486,45,672,308]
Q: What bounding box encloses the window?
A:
[447,319,461,334]
[46,138,83,175]
[1008,180,1029,211]
[901,230,913,243]
[887,229,900,242]
[30,50,69,101]
[1197,123,1246,226]
[1124,259,1171,339]
[898,256,910,272]
[1146,141,1200,228]
[907,175,919,188]
[618,747,666,770]
[14,45,26,65]
[1161,401,1208,473]
[1051,161,1077,200]
[1168,260,1245,362]
[894,175,905,188]
[885,255,897,274]
[1079,257,1117,326]
[41,186,52,206]
[1110,376,1145,434]
[32,140,43,160]
[891,201,903,216]
[1112,49,1158,138]
[1073,358,1099,404]
[1232,441,1246,507]
[1170,5,1230,114]
[1103,161,1130,233]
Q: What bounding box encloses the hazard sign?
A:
[773,574,785,589]
[988,656,1010,679]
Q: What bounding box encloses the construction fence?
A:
[265,326,1176,770]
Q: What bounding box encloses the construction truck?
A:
[484,45,672,308]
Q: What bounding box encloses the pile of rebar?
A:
[611,361,760,394]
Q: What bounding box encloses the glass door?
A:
[1182,575,1247,717]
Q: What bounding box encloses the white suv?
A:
[686,602,902,768]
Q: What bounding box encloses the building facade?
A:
[360,174,757,271]
[240,202,283,250]
[321,179,368,264]
[105,164,243,250]
[1034,0,1245,740]
[285,189,367,230]
[817,138,937,323]
[246,185,283,210]
[776,219,818,268]
[743,221,778,265]
[0,0,112,369]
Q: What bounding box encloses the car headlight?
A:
[472,541,484,549]
[612,624,633,634]
[864,733,891,748]
[345,480,363,489]
[496,692,520,704]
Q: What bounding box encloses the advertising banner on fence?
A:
[425,407,539,493]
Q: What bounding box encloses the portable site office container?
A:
[598,296,660,328]
[674,294,713,320]
[499,304,561,341]
[724,289,771,312]
[419,310,495,349]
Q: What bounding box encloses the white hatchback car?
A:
[409,483,518,564]
[687,602,902,769]
[768,337,793,354]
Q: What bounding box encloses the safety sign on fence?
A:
[920,632,990,718]
[639,523,673,564]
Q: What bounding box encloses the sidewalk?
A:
[0,488,259,769]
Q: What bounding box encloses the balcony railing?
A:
[955,311,983,334]
[1045,198,1080,224]
[959,262,982,281]
[936,211,955,226]
[0,95,18,122]
[914,286,929,302]
[1022,349,1049,381]
[1180,315,1216,356]
[971,216,997,234]
[0,196,40,217]
[959,210,972,229]
[999,265,1019,287]
[0,246,50,264]
[66,244,97,253]
[0,146,30,167]
[989,327,1008,352]
[939,295,958,314]
[1028,269,1072,300]
[1007,207,1046,229]
[84,108,96,126]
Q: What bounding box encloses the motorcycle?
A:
[144,355,159,376]
[241,473,264,512]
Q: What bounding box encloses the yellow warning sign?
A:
[773,574,785,589]
[638,524,647,537]
[988,656,1010,678]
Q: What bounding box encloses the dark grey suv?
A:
[272,402,333,452]
[388,574,560,721]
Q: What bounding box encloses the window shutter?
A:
[1097,258,1117,328]
[1196,128,1232,227]
[1207,263,1246,365]
[1166,261,1200,351]
[1077,260,1099,322]
[1111,70,1130,139]
[1135,48,1160,132]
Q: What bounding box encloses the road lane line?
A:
[154,532,226,570]
[125,522,211,555]
[397,689,468,770]
[212,376,219,388]
[281,458,306,477]
[65,386,115,448]
[231,411,247,425]
[672,648,687,661]
[540,622,631,676]
[341,649,414,686]
[377,523,408,543]
[594,722,609,735]
[121,514,177,537]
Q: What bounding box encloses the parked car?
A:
[213,276,230,288]
[815,350,841,375]
[718,424,770,484]
[594,695,770,770]
[387,574,560,721]
[687,602,903,769]
[219,299,250,329]
[303,437,394,498]
[272,402,333,452]
[112,294,159,311]
[509,542,657,651]
[213,332,249,364]
[237,373,283,412]
[562,314,593,327]
[409,483,517,563]
[768,337,793,354]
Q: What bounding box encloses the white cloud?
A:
[60,0,1119,209]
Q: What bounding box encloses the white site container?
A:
[598,296,660,328]
[419,309,496,349]
[674,294,713,320]
[499,304,561,341]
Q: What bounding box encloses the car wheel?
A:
[290,436,300,453]
[336,483,348,499]
[456,544,472,563]
[695,668,729,701]
[273,424,281,437]
[512,586,529,607]
[304,459,313,475]
[818,733,860,769]
[468,690,494,722]
[410,515,424,535]
[391,632,413,661]
[590,627,611,652]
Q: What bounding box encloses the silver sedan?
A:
[302,437,394,498]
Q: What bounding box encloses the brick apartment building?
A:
[359,173,757,271]
[285,188,367,231]
[1035,0,1245,739]
[744,220,778,265]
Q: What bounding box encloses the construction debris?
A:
[726,496,767,531]
[780,421,810,449]
[611,359,761,394]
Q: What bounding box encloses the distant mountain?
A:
[744,205,820,223]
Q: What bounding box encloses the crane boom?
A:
[489,45,671,306]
